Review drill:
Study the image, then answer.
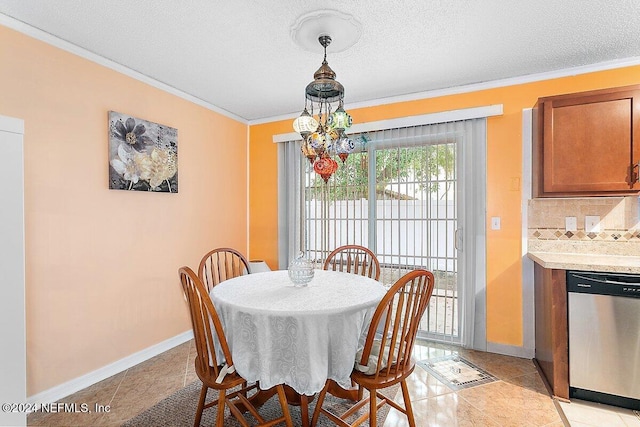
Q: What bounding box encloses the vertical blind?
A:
[278,118,486,347]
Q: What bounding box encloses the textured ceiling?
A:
[2,1,640,122]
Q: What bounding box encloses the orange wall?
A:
[0,25,248,395]
[249,65,640,348]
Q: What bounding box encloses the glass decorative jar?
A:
[288,252,314,287]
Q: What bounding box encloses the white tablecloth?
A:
[210,269,386,395]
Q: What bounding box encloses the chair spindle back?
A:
[323,244,381,280]
[359,269,435,378]
[198,247,250,292]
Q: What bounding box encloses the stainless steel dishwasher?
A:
[567,270,640,410]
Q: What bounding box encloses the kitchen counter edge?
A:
[527,252,640,274]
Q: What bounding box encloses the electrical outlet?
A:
[585,215,601,232]
[565,217,577,231]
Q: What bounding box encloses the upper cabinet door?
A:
[533,85,640,197]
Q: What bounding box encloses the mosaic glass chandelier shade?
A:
[293,35,353,182]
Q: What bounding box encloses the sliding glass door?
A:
[279,119,486,347]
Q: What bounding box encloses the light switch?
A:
[491,217,501,230]
[565,217,577,231]
[585,215,601,232]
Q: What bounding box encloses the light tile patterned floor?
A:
[558,399,640,427]
[26,339,639,426]
[385,341,562,427]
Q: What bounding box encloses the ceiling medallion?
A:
[290,10,362,53]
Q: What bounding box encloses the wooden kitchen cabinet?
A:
[534,263,569,400]
[533,85,640,197]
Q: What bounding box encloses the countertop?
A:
[527,251,640,274]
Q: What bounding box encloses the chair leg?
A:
[300,394,310,427]
[216,390,226,426]
[275,385,294,427]
[310,381,331,427]
[369,388,377,427]
[400,380,416,427]
[194,384,208,427]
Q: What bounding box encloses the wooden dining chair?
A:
[311,269,435,427]
[198,247,250,292]
[323,245,381,280]
[178,266,293,427]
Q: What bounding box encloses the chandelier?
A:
[293,35,354,183]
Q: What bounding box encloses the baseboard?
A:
[27,330,193,405]
[487,341,534,359]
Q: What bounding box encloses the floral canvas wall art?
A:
[108,111,178,192]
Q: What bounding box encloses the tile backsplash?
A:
[528,197,640,252]
[528,197,639,230]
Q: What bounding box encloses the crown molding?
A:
[4,12,640,128]
[0,14,248,124]
[252,56,640,126]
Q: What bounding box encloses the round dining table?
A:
[209,269,386,426]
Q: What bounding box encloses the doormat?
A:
[417,354,498,391]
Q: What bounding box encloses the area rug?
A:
[121,381,398,427]
[417,354,497,391]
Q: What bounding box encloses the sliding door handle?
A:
[455,228,463,251]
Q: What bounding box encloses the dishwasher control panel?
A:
[567,271,640,298]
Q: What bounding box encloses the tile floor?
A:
[27,340,640,426]
[558,399,640,427]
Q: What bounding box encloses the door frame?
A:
[0,114,26,426]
